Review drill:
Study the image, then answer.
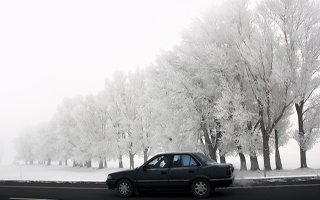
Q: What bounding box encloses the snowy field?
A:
[0,164,319,182]
[0,165,119,182]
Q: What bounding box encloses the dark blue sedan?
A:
[106,152,234,198]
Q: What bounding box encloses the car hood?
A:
[109,168,137,176]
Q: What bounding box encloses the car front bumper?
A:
[106,179,116,190]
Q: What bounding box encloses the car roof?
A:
[156,152,203,156]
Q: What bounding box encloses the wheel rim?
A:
[194,181,208,196]
[119,182,130,195]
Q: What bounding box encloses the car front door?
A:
[168,154,200,189]
[136,155,171,189]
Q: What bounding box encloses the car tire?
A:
[191,178,211,198]
[116,179,134,197]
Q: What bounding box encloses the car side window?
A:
[145,155,170,169]
[172,154,199,168]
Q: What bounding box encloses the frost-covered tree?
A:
[103,77,126,168]
[126,71,147,166]
[74,95,108,168]
[33,122,59,166]
[107,72,144,168]
[15,127,37,165]
[148,81,200,154]
[69,94,116,168]
[55,96,83,166]
[93,90,118,168]
[129,70,161,162]
[258,0,320,168]
[151,46,220,160]
[272,112,291,170]
[236,1,295,170]
[55,96,96,167]
[216,79,256,170]
[151,1,247,161]
[293,94,320,160]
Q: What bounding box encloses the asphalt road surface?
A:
[0,180,320,200]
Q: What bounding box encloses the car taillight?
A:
[227,165,233,177]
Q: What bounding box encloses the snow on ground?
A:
[0,164,319,182]
[235,168,320,179]
[0,165,120,182]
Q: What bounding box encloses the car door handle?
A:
[161,171,167,175]
[188,170,195,173]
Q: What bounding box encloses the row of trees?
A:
[15,0,320,170]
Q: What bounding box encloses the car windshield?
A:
[196,153,216,165]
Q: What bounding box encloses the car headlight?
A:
[107,175,112,180]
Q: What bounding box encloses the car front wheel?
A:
[116,179,133,197]
[191,178,211,198]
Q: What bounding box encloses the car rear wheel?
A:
[116,179,133,197]
[191,178,211,198]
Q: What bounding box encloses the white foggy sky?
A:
[0,0,215,164]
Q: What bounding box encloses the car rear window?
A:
[195,153,216,164]
[172,154,199,167]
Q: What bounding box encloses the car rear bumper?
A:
[209,175,235,187]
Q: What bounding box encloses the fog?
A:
[0,0,213,164]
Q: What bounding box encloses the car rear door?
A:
[136,155,171,189]
[168,154,200,189]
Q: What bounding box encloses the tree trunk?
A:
[220,155,226,163]
[262,133,271,170]
[85,160,92,168]
[246,121,260,171]
[129,152,135,169]
[259,106,271,170]
[30,160,33,165]
[143,148,149,163]
[249,153,260,171]
[104,159,107,168]
[275,129,283,170]
[98,160,103,169]
[73,161,77,167]
[59,160,62,166]
[201,125,217,161]
[295,102,308,168]
[300,148,307,168]
[65,160,68,166]
[239,152,247,171]
[118,154,123,168]
[219,150,226,163]
[214,120,223,160]
[47,158,51,166]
